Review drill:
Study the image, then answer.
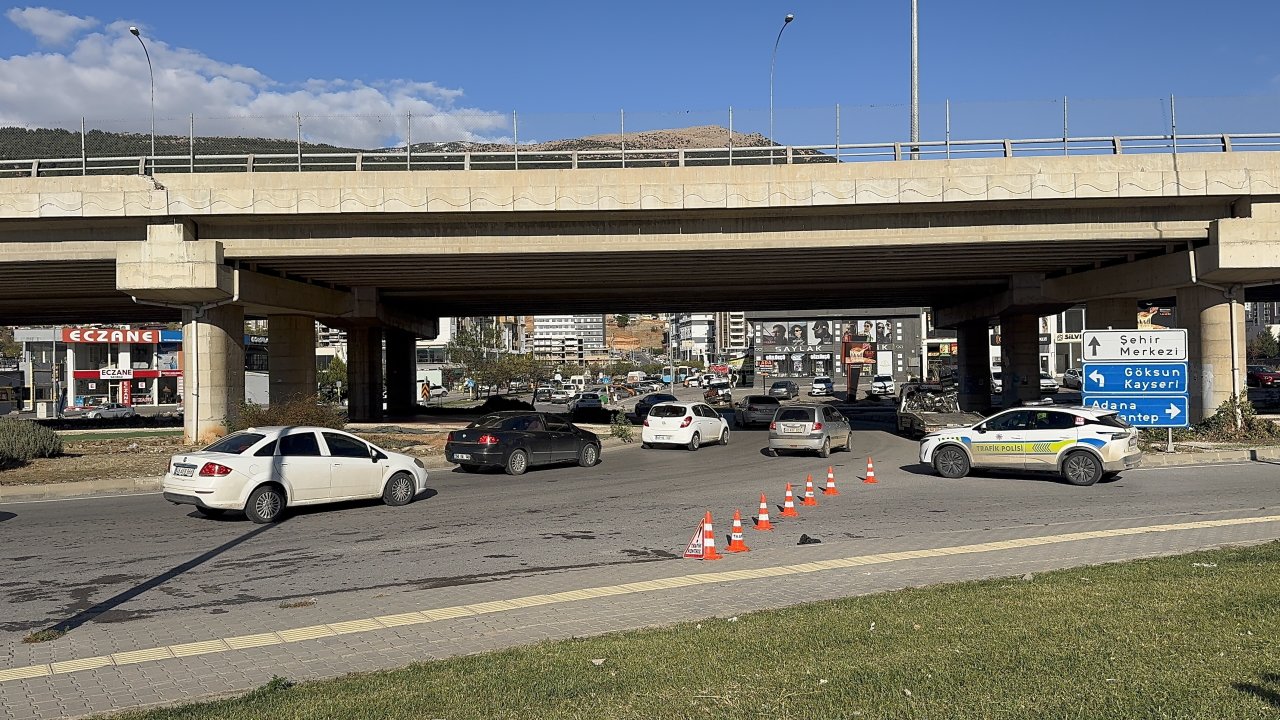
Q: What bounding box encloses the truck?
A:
[895,382,984,439]
[702,378,733,406]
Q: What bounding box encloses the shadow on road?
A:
[0,510,15,522]
[41,521,280,635]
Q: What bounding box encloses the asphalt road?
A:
[3,389,1280,643]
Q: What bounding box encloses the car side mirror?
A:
[975,424,986,433]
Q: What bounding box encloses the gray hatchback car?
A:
[733,394,782,427]
[767,405,853,458]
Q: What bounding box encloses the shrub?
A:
[609,410,634,443]
[0,418,63,464]
[1196,394,1280,442]
[230,395,346,432]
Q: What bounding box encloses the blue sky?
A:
[2,1,1279,148]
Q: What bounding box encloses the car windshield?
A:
[579,393,600,400]
[776,408,814,422]
[814,377,832,383]
[204,432,265,454]
[469,414,509,429]
[873,375,892,382]
[770,382,789,390]
[649,405,688,418]
[648,394,677,403]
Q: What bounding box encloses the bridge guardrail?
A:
[4,132,1280,179]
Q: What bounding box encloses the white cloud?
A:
[6,6,97,45]
[0,9,506,149]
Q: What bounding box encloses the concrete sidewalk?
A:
[2,509,1279,719]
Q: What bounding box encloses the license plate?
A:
[454,453,471,460]
[655,434,671,440]
[784,424,807,434]
[173,465,194,477]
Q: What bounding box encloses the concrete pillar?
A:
[1177,285,1246,422]
[268,315,317,405]
[346,326,384,422]
[384,329,416,417]
[1085,299,1135,330]
[998,312,1041,408]
[182,304,244,444]
[956,321,993,413]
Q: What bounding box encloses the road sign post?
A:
[1082,330,1188,430]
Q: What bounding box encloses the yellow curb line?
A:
[2,513,1277,684]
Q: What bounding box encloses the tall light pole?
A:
[909,0,919,157]
[129,26,156,173]
[769,13,795,165]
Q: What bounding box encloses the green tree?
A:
[614,313,632,328]
[1247,329,1279,360]
[0,327,21,358]
[316,356,347,403]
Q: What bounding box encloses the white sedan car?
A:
[641,401,730,451]
[919,406,1141,486]
[162,426,428,523]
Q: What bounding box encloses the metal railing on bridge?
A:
[3,94,1280,178]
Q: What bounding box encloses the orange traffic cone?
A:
[726,510,750,552]
[754,493,774,530]
[779,483,800,517]
[823,466,840,495]
[801,474,818,506]
[863,456,878,484]
[683,511,723,560]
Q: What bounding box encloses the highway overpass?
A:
[2,150,1278,438]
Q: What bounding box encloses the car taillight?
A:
[199,462,232,477]
[477,434,500,445]
[769,421,776,430]
[446,431,455,441]
[681,417,693,428]
[643,418,649,426]
[813,422,823,431]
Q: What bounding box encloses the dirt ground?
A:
[0,430,451,486]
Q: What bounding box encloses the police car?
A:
[919,405,1141,486]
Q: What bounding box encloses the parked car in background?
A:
[809,376,835,396]
[1247,364,1280,388]
[1062,368,1083,390]
[163,426,427,523]
[87,402,137,419]
[869,375,896,398]
[568,392,604,412]
[549,388,573,404]
[767,405,853,458]
[445,412,601,476]
[641,401,730,451]
[768,380,799,399]
[991,371,1003,394]
[422,383,448,400]
[534,386,555,402]
[919,406,1141,486]
[1040,371,1060,394]
[732,395,781,427]
[634,393,679,419]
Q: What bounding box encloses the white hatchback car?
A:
[641,401,730,451]
[163,426,429,523]
[919,406,1141,486]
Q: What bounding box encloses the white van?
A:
[567,375,588,391]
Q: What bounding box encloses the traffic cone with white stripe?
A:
[779,483,800,517]
[801,474,819,506]
[725,510,750,552]
[754,493,774,530]
[683,511,722,560]
[822,465,840,495]
[863,456,878,484]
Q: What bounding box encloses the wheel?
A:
[245,485,285,524]
[505,449,529,476]
[1062,451,1103,486]
[933,446,970,478]
[579,444,600,467]
[719,428,730,446]
[818,437,830,458]
[843,432,853,451]
[194,507,225,518]
[687,432,701,452]
[382,472,416,506]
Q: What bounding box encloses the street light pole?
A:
[909,0,919,158]
[129,26,156,174]
[769,13,795,165]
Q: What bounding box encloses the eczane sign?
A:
[62,328,162,344]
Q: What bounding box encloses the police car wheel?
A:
[933,446,969,478]
[1062,451,1102,486]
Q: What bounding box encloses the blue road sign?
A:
[1082,362,1188,395]
[1082,394,1189,428]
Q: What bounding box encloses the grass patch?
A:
[102,542,1280,719]
[22,628,65,644]
[278,599,316,609]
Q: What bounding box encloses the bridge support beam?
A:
[384,329,417,417]
[956,321,993,413]
[182,303,245,444]
[1085,299,1136,330]
[998,312,1042,408]
[346,326,384,423]
[1177,285,1245,423]
[268,315,317,405]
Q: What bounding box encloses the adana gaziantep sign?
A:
[1082,329,1189,428]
